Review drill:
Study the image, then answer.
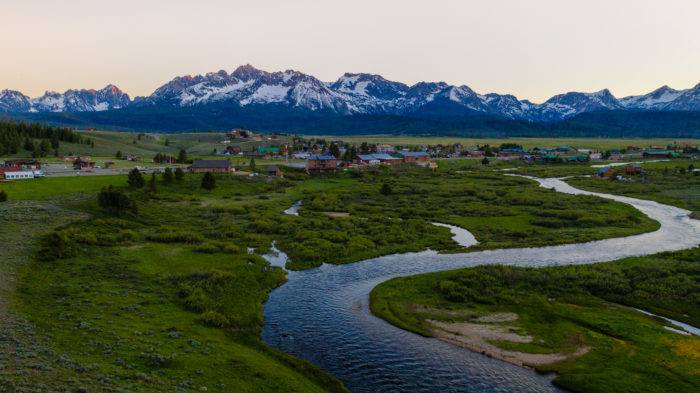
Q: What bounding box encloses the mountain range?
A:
[1,65,699,136]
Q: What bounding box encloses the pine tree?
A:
[127,168,145,188]
[115,150,122,159]
[148,173,157,193]
[0,190,7,202]
[177,149,188,164]
[249,157,256,171]
[163,167,174,183]
[39,139,51,156]
[201,172,216,190]
[329,143,341,159]
[23,137,34,151]
[174,167,184,181]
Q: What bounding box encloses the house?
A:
[596,166,616,178]
[497,148,527,159]
[642,149,672,159]
[265,165,283,177]
[356,154,381,165]
[3,159,41,170]
[189,160,233,173]
[306,155,338,172]
[73,158,95,170]
[566,154,590,163]
[356,153,402,165]
[227,128,254,139]
[2,171,36,181]
[625,164,643,175]
[609,150,624,160]
[224,145,242,155]
[292,152,311,160]
[399,151,430,163]
[465,150,485,158]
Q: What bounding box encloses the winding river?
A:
[262,177,700,392]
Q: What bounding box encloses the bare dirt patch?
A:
[427,317,590,367]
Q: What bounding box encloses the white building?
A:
[3,171,35,180]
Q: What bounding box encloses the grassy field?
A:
[0,152,692,391]
[370,249,700,393]
[6,175,348,392]
[567,160,700,218]
[314,135,700,150]
[0,175,128,200]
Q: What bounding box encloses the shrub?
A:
[201,172,216,190]
[0,190,7,202]
[97,186,137,215]
[200,311,230,328]
[41,229,79,260]
[163,167,174,183]
[145,231,203,244]
[174,167,184,181]
[127,168,145,188]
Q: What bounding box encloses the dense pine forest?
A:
[0,120,89,157]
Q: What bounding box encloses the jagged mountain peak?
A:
[1,65,699,121]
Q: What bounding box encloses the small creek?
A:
[262,177,700,392]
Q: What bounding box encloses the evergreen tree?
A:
[98,186,136,214]
[174,167,184,181]
[0,190,7,202]
[148,173,157,193]
[163,167,174,183]
[23,137,34,151]
[39,139,51,156]
[201,172,216,190]
[249,157,256,171]
[481,157,490,165]
[50,135,60,150]
[329,143,341,159]
[127,168,145,188]
[177,149,188,164]
[115,150,122,159]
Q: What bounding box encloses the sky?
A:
[1,0,699,103]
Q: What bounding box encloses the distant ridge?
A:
[1,65,699,136]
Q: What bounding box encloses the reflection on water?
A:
[263,178,700,392]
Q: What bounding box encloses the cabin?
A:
[224,145,242,155]
[3,159,41,170]
[73,158,95,170]
[306,155,338,172]
[265,165,284,177]
[399,151,430,163]
[189,160,233,173]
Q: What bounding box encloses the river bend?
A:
[262,177,700,392]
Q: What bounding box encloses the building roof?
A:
[307,155,337,161]
[399,151,429,157]
[257,147,280,153]
[265,165,280,171]
[644,149,670,155]
[191,160,230,169]
[358,153,400,161]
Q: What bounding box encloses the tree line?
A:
[0,120,89,156]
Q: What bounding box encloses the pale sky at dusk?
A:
[1,0,698,103]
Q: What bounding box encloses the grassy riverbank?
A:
[0,163,666,390]
[3,177,348,392]
[370,248,700,393]
[566,160,700,218]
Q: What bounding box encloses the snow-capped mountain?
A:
[30,85,131,112]
[0,90,31,112]
[534,89,623,122]
[1,65,699,123]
